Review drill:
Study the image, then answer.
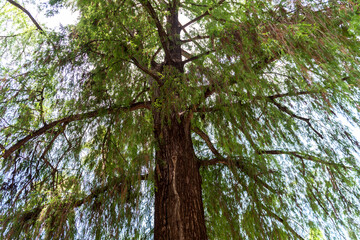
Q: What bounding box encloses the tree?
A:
[1,0,360,239]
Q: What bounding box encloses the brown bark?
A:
[150,3,208,238]
[153,112,208,240]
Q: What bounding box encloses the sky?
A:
[26,1,79,30]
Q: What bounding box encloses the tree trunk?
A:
[150,3,207,238]
[153,112,208,239]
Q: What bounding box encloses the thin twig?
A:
[182,50,214,64]
[182,0,226,29]
[269,98,323,139]
[192,127,222,158]
[181,35,210,44]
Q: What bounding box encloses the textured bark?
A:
[151,3,208,238]
[153,113,208,240]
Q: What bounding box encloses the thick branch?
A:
[2,102,151,159]
[7,0,44,33]
[139,0,171,60]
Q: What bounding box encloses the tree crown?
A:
[1,0,360,239]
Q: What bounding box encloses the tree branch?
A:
[192,127,222,158]
[2,101,151,159]
[6,174,148,227]
[181,35,210,44]
[182,50,214,64]
[265,90,319,99]
[39,123,67,172]
[150,47,162,69]
[259,150,351,169]
[269,98,324,139]
[199,157,228,166]
[195,52,282,108]
[191,89,324,113]
[181,49,193,59]
[193,106,221,113]
[199,157,278,193]
[182,0,226,29]
[139,0,171,60]
[7,0,44,33]
[131,57,160,81]
[260,203,304,239]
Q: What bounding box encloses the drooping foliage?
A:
[1,0,360,239]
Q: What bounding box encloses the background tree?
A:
[1,0,360,239]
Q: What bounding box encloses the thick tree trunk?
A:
[151,3,207,237]
[153,113,208,239]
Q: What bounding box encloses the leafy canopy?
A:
[1,0,360,239]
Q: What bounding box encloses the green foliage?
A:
[1,0,360,239]
[309,227,325,240]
